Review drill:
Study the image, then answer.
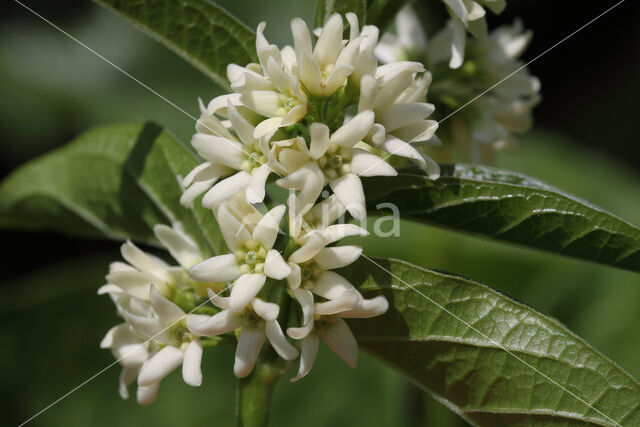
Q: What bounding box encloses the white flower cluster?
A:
[101,12,442,404]
[377,5,539,163]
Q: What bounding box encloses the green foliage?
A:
[313,0,412,31]
[363,164,640,273]
[342,257,640,426]
[94,0,257,89]
[0,121,223,256]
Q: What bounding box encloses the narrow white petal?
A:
[112,343,149,368]
[227,102,257,145]
[252,298,280,322]
[138,346,184,387]
[330,174,366,221]
[322,64,354,95]
[252,204,286,249]
[150,286,185,324]
[330,111,375,149]
[234,327,266,378]
[253,116,284,139]
[118,366,138,399]
[180,177,218,208]
[286,262,302,290]
[191,133,245,169]
[350,149,397,177]
[289,233,326,264]
[100,323,133,349]
[315,290,361,315]
[449,19,466,69]
[320,318,358,368]
[188,254,242,283]
[264,250,291,280]
[245,164,271,204]
[313,246,362,270]
[216,202,252,251]
[281,104,307,126]
[287,288,315,339]
[265,56,292,95]
[298,50,322,96]
[313,271,358,300]
[290,335,319,382]
[357,75,377,113]
[306,194,346,228]
[186,310,242,336]
[266,320,299,360]
[121,241,169,282]
[229,274,267,312]
[182,162,229,188]
[314,13,343,67]
[340,295,389,318]
[346,12,359,40]
[378,103,435,132]
[207,287,231,309]
[309,122,330,160]
[324,224,369,243]
[202,171,252,208]
[335,36,364,66]
[136,382,160,406]
[392,120,439,143]
[124,311,162,339]
[182,340,203,387]
[240,90,285,118]
[153,224,201,269]
[291,17,312,57]
[443,0,468,23]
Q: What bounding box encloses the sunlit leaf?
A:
[94,0,257,89]
[0,121,223,256]
[343,257,640,426]
[363,164,640,273]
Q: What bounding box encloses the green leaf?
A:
[363,164,640,273]
[94,0,257,89]
[365,0,413,31]
[342,257,640,426]
[314,0,368,29]
[0,121,223,256]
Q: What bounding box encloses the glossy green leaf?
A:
[343,257,640,426]
[94,0,257,89]
[0,121,223,256]
[363,164,640,273]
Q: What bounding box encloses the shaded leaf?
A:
[365,0,413,31]
[363,164,640,273]
[94,0,257,89]
[343,257,640,426]
[0,121,223,256]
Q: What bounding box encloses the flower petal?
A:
[227,102,257,145]
[340,295,389,318]
[252,204,286,249]
[289,232,326,264]
[182,340,203,387]
[350,149,397,177]
[216,202,252,251]
[262,250,289,280]
[324,223,369,243]
[329,174,366,222]
[266,320,299,360]
[313,245,362,270]
[120,240,169,282]
[286,262,302,290]
[136,382,160,406]
[202,171,252,208]
[314,13,343,68]
[191,133,245,169]
[153,224,201,269]
[229,274,267,312]
[252,298,280,322]
[150,285,185,324]
[312,271,358,300]
[329,110,375,149]
[234,327,266,378]
[320,318,358,368]
[138,346,184,387]
[189,254,242,283]
[314,289,361,315]
[245,164,271,204]
[290,335,319,382]
[254,116,284,139]
[186,310,243,336]
[309,122,330,160]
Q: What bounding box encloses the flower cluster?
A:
[377,5,539,163]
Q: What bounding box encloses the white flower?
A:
[102,286,208,405]
[188,196,291,313]
[181,99,278,207]
[98,223,202,301]
[187,289,299,378]
[276,111,396,221]
[441,0,507,68]
[288,293,388,382]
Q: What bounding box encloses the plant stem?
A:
[235,360,282,427]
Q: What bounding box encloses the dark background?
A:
[1,1,639,426]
